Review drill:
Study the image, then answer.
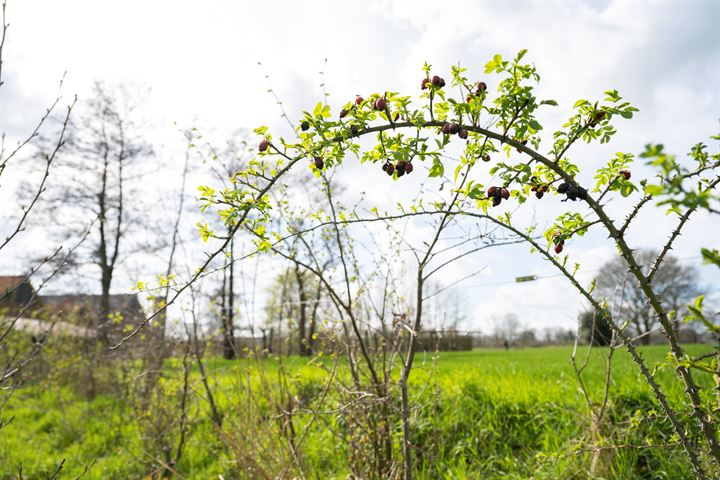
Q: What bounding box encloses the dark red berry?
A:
[500,188,510,200]
[373,97,387,110]
[301,121,310,131]
[540,185,548,193]
[421,78,430,90]
[259,139,269,152]
[314,156,324,170]
[576,187,588,200]
[386,163,395,175]
[458,128,468,139]
[483,154,491,162]
[431,75,445,87]
[404,162,413,174]
[492,195,502,207]
[535,191,544,199]
[449,123,460,135]
[382,162,388,172]
[554,242,564,254]
[396,166,405,177]
[557,183,569,194]
[476,81,487,93]
[340,108,349,118]
[441,123,451,135]
[620,170,631,180]
[466,95,472,103]
[487,186,498,197]
[350,124,359,136]
[355,96,364,105]
[531,186,538,192]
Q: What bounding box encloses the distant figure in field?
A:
[503,340,509,350]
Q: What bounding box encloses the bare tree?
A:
[264,265,324,356]
[493,313,521,346]
[27,82,153,345]
[595,249,700,344]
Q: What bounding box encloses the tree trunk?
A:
[98,267,112,346]
[295,264,309,356]
[220,255,234,360]
[223,239,236,360]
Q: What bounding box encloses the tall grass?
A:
[0,345,712,479]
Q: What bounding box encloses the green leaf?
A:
[485,53,504,74]
[644,184,663,196]
[468,185,484,200]
[312,102,324,118]
[528,119,543,131]
[429,158,444,178]
[484,58,496,74]
[700,248,720,267]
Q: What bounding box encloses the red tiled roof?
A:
[0,275,26,293]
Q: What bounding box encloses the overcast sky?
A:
[1,0,718,334]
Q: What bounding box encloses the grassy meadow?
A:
[1,344,714,479]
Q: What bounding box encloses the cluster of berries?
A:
[441,122,469,139]
[344,97,368,134]
[382,160,413,177]
[466,81,488,102]
[557,182,588,201]
[531,184,549,199]
[487,186,510,207]
[339,96,370,119]
[421,75,446,90]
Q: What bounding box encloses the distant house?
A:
[0,275,145,342]
[40,294,146,342]
[0,275,37,315]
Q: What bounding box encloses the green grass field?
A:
[0,345,714,479]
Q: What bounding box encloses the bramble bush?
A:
[191,49,719,478]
